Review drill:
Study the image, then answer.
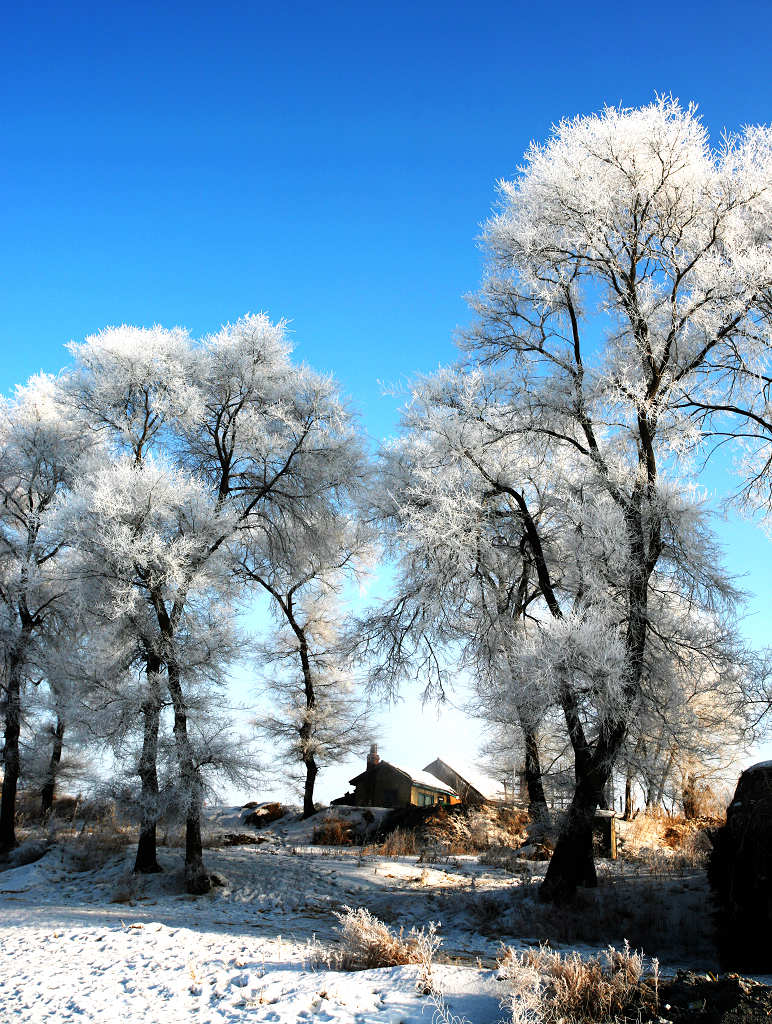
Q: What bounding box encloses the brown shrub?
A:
[65,830,133,872]
[379,827,417,856]
[499,941,657,1024]
[312,817,355,846]
[320,907,437,972]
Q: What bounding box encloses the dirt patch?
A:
[218,833,270,847]
[642,972,772,1023]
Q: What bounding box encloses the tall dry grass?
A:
[499,941,658,1024]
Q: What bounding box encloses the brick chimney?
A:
[367,743,380,769]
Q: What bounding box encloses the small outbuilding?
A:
[422,756,506,804]
[348,745,459,809]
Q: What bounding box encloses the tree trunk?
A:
[40,715,65,820]
[654,749,676,809]
[505,647,549,823]
[683,772,699,820]
[523,726,550,824]
[166,658,210,894]
[624,768,634,820]
[296,624,318,820]
[0,643,26,853]
[303,756,318,819]
[540,697,628,902]
[540,772,603,902]
[134,655,163,874]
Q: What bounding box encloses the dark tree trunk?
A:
[40,715,65,819]
[624,768,634,820]
[0,643,26,854]
[506,646,549,823]
[540,764,609,902]
[303,756,318,819]
[134,655,163,874]
[598,778,612,811]
[654,749,676,809]
[523,726,550,823]
[683,773,699,819]
[295,619,318,820]
[540,687,629,902]
[166,658,211,894]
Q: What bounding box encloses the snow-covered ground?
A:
[0,808,510,1023]
[0,805,730,1023]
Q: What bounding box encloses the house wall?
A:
[352,764,412,808]
[410,785,458,807]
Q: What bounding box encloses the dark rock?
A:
[242,802,285,828]
[708,761,772,971]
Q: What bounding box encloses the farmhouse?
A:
[347,745,460,808]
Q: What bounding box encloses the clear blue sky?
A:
[3,0,772,799]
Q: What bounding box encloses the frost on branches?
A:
[356,98,770,901]
[0,376,91,852]
[246,502,376,819]
[459,97,772,900]
[53,314,367,892]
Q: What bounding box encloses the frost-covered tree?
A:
[28,619,98,819]
[62,325,194,875]
[63,456,239,887]
[0,376,89,852]
[245,514,375,818]
[453,97,772,899]
[61,314,367,891]
[354,411,554,820]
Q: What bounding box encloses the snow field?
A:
[0,831,510,1023]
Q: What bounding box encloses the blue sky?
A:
[3,0,772,801]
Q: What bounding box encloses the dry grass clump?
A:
[474,875,712,959]
[64,829,133,871]
[618,812,720,867]
[499,941,658,1024]
[319,906,437,971]
[634,832,711,878]
[312,816,356,846]
[379,827,417,856]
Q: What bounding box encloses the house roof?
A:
[349,761,455,794]
[424,756,506,801]
[408,768,455,793]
